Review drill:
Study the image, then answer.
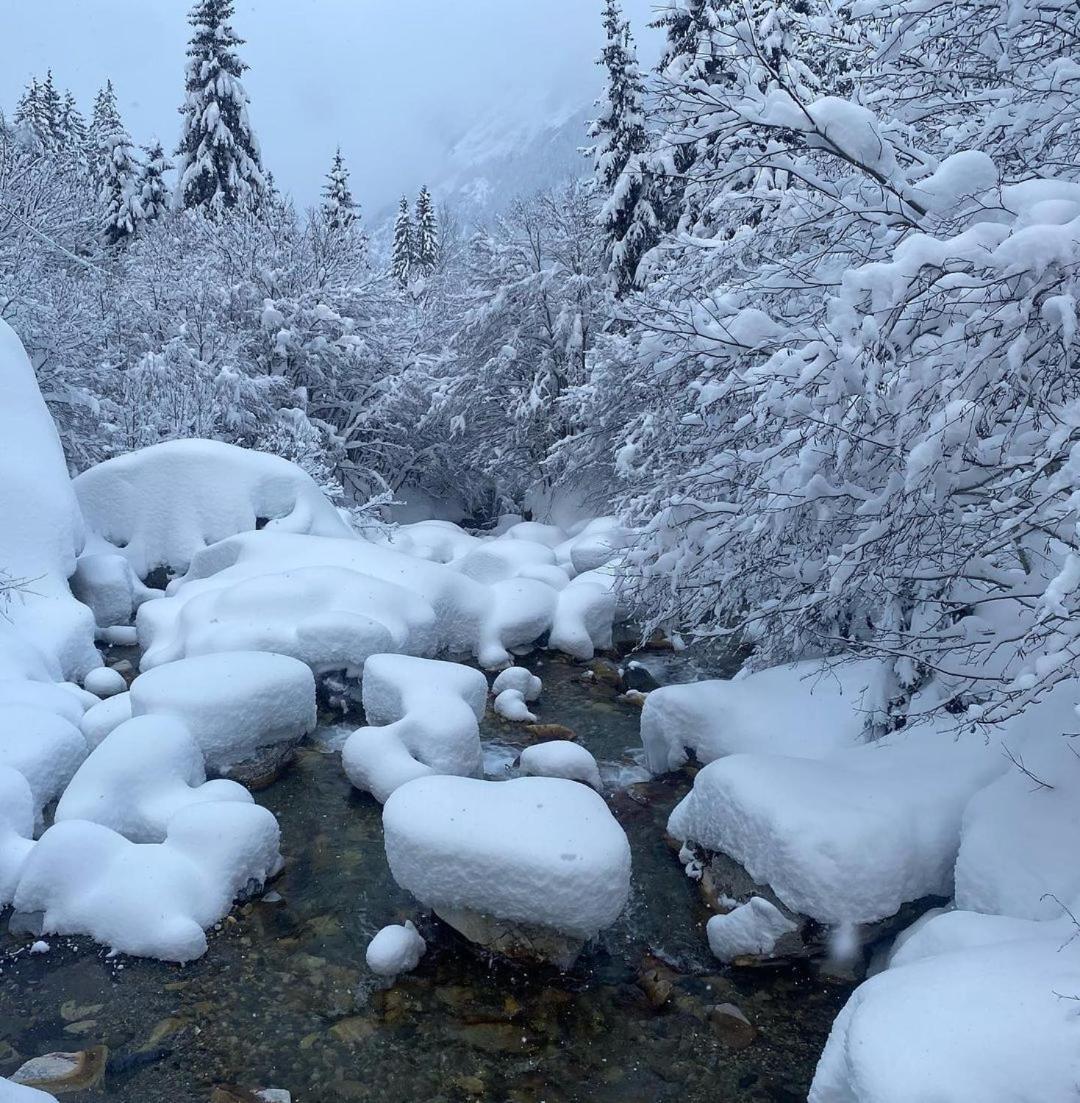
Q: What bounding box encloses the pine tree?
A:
[414,184,439,274]
[590,0,656,295]
[14,78,50,147]
[57,90,88,152]
[391,196,413,288]
[39,70,64,148]
[89,80,123,184]
[100,124,142,246]
[175,0,266,215]
[138,140,173,223]
[321,148,356,231]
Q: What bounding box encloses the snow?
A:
[475,578,557,669]
[129,651,316,771]
[342,654,486,802]
[383,775,631,939]
[492,666,542,701]
[55,715,252,842]
[0,681,88,727]
[493,688,537,722]
[83,666,127,698]
[71,550,151,630]
[0,706,87,820]
[641,659,878,774]
[0,767,35,905]
[518,740,601,789]
[72,438,353,578]
[706,897,798,963]
[548,568,618,660]
[14,801,281,962]
[79,692,133,749]
[0,1079,59,1103]
[366,920,427,977]
[668,724,1004,925]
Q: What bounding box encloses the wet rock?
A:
[521,723,578,744]
[436,907,585,970]
[620,661,660,693]
[59,1000,104,1023]
[328,1017,377,1046]
[708,1003,756,1049]
[446,1022,530,1054]
[211,1088,291,1103]
[221,742,297,790]
[585,658,622,688]
[61,1020,98,1037]
[145,1017,188,1046]
[10,1046,108,1093]
[618,689,649,709]
[636,958,677,1009]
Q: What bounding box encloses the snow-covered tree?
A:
[137,140,172,223]
[175,0,266,215]
[391,196,413,288]
[589,0,655,295]
[322,148,357,231]
[57,91,88,154]
[414,184,439,275]
[88,80,123,184]
[99,124,141,247]
[13,78,54,149]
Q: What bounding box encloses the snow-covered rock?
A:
[0,766,35,905]
[83,666,127,699]
[518,740,601,789]
[0,1077,60,1102]
[492,666,542,701]
[0,681,88,727]
[476,577,557,668]
[55,716,252,842]
[493,688,537,722]
[641,659,877,775]
[452,538,556,585]
[548,568,617,660]
[706,897,799,963]
[14,802,281,962]
[79,692,133,749]
[73,438,353,578]
[0,706,87,818]
[365,920,427,977]
[554,516,629,575]
[129,651,316,772]
[342,654,486,802]
[383,775,631,957]
[70,551,150,630]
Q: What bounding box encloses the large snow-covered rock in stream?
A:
[55,716,252,842]
[519,740,601,789]
[810,909,1080,1102]
[383,775,631,945]
[70,544,155,631]
[452,538,557,584]
[0,706,87,819]
[13,801,281,962]
[0,681,88,727]
[669,725,1004,927]
[0,320,97,683]
[548,568,618,660]
[706,896,799,963]
[554,517,629,576]
[72,438,353,579]
[129,651,316,771]
[0,766,35,905]
[342,654,487,802]
[476,578,557,668]
[79,692,133,749]
[641,659,878,774]
[389,520,481,563]
[492,666,542,701]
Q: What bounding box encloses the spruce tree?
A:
[14,78,50,147]
[414,184,439,275]
[100,124,142,246]
[89,81,123,184]
[322,148,356,231]
[590,0,656,295]
[138,140,173,223]
[391,196,414,288]
[175,0,266,215]
[39,70,64,148]
[58,90,88,152]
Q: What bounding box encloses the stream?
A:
[0,650,849,1102]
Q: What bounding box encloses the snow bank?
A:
[129,651,316,771]
[383,775,631,939]
[492,666,542,701]
[0,706,87,818]
[0,681,87,727]
[14,802,281,962]
[79,692,132,749]
[641,659,877,774]
[519,740,601,789]
[0,766,35,905]
[706,897,798,963]
[0,1079,59,1103]
[366,920,426,977]
[73,438,353,578]
[342,654,486,802]
[0,320,96,682]
[55,716,251,842]
[669,727,1003,925]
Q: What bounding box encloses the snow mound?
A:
[366,920,427,977]
[383,775,631,939]
[548,568,618,660]
[83,667,127,698]
[73,438,353,578]
[14,802,281,962]
[79,692,132,749]
[342,654,486,802]
[55,716,252,842]
[71,550,152,630]
[554,516,629,575]
[493,688,537,722]
[519,740,601,789]
[0,706,87,819]
[0,681,88,727]
[476,578,557,669]
[0,766,35,905]
[129,651,316,771]
[0,1078,59,1103]
[641,659,878,774]
[452,539,556,584]
[706,897,798,963]
[669,726,1004,925]
[492,666,542,701]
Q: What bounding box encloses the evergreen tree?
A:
[14,78,50,147]
[175,0,266,215]
[391,196,413,288]
[57,90,88,152]
[321,148,356,231]
[89,80,123,184]
[39,70,64,148]
[590,0,656,294]
[414,184,439,274]
[100,125,142,246]
[138,140,173,223]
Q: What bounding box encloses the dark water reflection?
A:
[0,652,847,1102]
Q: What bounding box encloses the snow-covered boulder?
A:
[519,740,601,789]
[554,517,629,576]
[706,897,798,964]
[548,568,617,660]
[13,802,281,962]
[0,1078,60,1102]
[0,766,35,905]
[55,716,252,842]
[492,666,542,701]
[503,521,566,549]
[129,651,316,772]
[72,438,353,578]
[342,654,486,802]
[0,706,87,818]
[79,692,132,749]
[83,666,126,699]
[366,920,426,978]
[476,578,557,669]
[391,520,480,563]
[641,659,877,775]
[383,775,631,965]
[493,688,537,722]
[0,681,88,727]
[70,550,150,630]
[452,539,557,585]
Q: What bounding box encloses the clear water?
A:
[0,652,849,1102]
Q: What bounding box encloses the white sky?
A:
[0,0,661,214]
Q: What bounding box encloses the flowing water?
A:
[0,650,849,1102]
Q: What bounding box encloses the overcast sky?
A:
[0,0,661,215]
